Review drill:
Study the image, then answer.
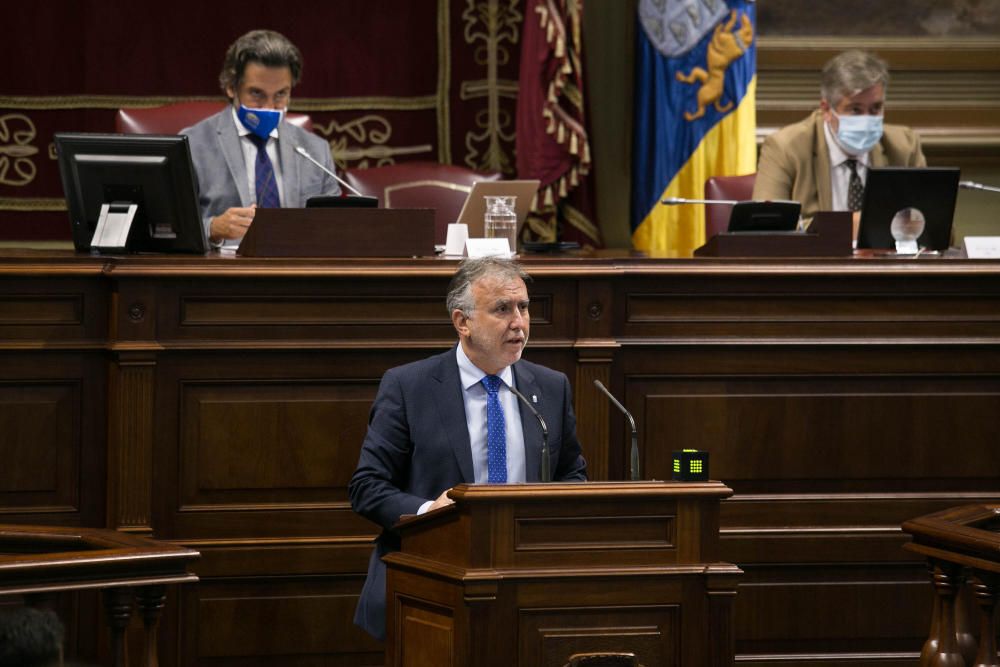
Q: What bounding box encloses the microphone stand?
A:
[507,384,550,483]
[960,180,1000,195]
[662,196,738,205]
[593,380,640,481]
[294,146,367,197]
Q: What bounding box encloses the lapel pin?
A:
[532,394,538,403]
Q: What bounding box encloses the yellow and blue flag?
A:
[631,0,757,255]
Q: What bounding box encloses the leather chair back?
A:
[704,173,756,238]
[115,101,312,134]
[344,161,502,244]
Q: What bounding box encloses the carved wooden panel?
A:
[629,369,1000,495]
[130,275,568,345]
[179,382,370,505]
[519,605,679,667]
[734,564,931,664]
[0,352,104,526]
[182,577,384,665]
[0,276,107,343]
[0,381,78,509]
[398,597,455,666]
[154,349,401,541]
[108,352,155,531]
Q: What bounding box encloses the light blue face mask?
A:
[236,104,284,140]
[834,113,883,155]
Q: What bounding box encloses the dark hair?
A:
[446,257,530,315]
[0,607,64,667]
[218,29,303,97]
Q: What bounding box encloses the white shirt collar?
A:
[456,343,514,391]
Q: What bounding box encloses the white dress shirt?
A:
[417,345,528,515]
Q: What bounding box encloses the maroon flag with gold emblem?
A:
[516,0,601,247]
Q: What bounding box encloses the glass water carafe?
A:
[484,195,517,254]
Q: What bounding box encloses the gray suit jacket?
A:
[753,109,926,220]
[181,108,340,235]
[349,347,588,640]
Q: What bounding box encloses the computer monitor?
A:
[55,132,207,253]
[856,167,960,251]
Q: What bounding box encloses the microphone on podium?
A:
[662,196,738,205]
[960,180,1000,195]
[294,146,373,200]
[593,380,640,481]
[508,383,550,482]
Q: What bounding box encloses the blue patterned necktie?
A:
[481,374,507,483]
[248,134,281,208]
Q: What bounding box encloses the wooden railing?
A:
[0,524,199,667]
[902,505,1000,667]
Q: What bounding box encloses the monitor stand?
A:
[91,201,137,251]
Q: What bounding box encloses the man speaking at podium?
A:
[350,257,588,640]
[182,29,340,249]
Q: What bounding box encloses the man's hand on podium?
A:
[428,488,455,512]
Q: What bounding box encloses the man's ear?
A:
[819,98,834,125]
[452,309,470,336]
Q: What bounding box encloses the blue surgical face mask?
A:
[236,104,284,140]
[833,112,883,155]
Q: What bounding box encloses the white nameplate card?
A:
[963,236,1000,259]
[464,238,512,258]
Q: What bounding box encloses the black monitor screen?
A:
[856,167,960,251]
[55,133,207,254]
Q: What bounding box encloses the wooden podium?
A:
[384,481,741,667]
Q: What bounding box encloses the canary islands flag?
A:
[631,0,757,255]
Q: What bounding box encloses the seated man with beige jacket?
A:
[753,49,926,234]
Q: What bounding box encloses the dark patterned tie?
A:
[248,134,281,208]
[845,159,864,212]
[481,375,507,483]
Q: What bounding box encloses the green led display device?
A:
[672,449,709,482]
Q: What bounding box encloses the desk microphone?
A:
[593,380,640,481]
[294,146,367,198]
[663,196,738,205]
[507,383,550,483]
[960,180,1000,195]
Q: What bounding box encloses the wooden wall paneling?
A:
[5,253,1000,666]
[572,273,618,481]
[0,351,106,527]
[154,349,409,664]
[0,271,108,528]
[181,577,384,667]
[614,262,1000,665]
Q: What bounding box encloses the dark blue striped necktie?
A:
[248,134,281,208]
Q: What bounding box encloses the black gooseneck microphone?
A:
[293,145,370,198]
[507,383,550,483]
[593,380,640,481]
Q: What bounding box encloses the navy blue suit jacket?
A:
[349,347,587,640]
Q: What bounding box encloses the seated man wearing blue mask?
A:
[183,29,340,249]
[753,49,926,237]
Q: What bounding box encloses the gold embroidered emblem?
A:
[674,9,753,121]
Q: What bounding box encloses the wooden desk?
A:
[2,249,999,665]
[0,524,198,667]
